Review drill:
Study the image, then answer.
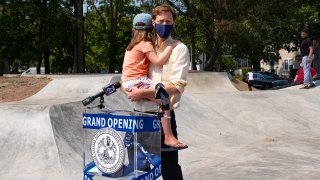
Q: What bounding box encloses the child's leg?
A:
[135,78,187,148]
[161,110,187,148]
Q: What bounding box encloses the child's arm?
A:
[146,40,181,68]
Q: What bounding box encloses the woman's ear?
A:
[152,20,155,26]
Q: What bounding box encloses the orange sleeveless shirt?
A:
[122,41,155,81]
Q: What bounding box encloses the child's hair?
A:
[126,13,154,51]
[126,24,154,51]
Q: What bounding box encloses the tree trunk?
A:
[43,0,50,74]
[251,55,261,71]
[203,0,225,71]
[73,0,85,73]
[190,26,195,70]
[204,31,214,71]
[108,0,119,73]
[38,1,43,74]
[215,0,224,71]
[216,34,224,71]
[205,54,215,71]
[0,1,5,76]
[205,42,221,71]
[183,0,195,70]
[0,58,4,76]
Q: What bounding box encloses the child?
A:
[121,13,187,150]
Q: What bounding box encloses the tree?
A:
[74,0,85,73]
[85,0,137,73]
[0,0,75,76]
[224,0,292,71]
[2,0,319,76]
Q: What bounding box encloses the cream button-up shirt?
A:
[133,37,190,112]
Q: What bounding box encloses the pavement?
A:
[0,72,320,180]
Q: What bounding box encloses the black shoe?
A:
[309,83,315,87]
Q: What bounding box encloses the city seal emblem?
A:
[91,127,125,174]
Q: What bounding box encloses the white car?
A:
[22,67,45,74]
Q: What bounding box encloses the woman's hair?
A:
[152,4,176,21]
[126,22,154,51]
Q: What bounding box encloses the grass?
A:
[231,81,245,91]
[3,79,15,83]
[39,76,48,79]
[234,75,244,81]
[13,74,22,78]
[227,73,247,91]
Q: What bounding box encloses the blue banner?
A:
[133,163,162,180]
[83,113,161,132]
[84,157,161,180]
[83,171,94,180]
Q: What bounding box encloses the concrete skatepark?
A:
[0,72,319,180]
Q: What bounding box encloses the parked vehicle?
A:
[242,74,247,82]
[22,67,45,74]
[243,72,288,90]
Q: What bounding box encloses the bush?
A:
[214,57,236,71]
[242,67,251,76]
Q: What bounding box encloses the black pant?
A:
[161,110,183,180]
[135,109,184,180]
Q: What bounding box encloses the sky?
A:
[83,2,100,14]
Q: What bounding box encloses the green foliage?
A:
[84,0,140,72]
[242,67,251,76]
[1,0,320,76]
[216,57,236,70]
[0,1,75,74]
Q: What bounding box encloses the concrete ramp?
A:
[1,73,320,179]
[19,75,118,105]
[280,80,320,90]
[176,88,320,179]
[0,105,64,179]
[185,72,238,93]
[0,75,125,179]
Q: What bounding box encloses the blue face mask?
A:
[155,24,174,38]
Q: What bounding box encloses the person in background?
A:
[246,69,254,91]
[294,60,317,85]
[299,29,315,89]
